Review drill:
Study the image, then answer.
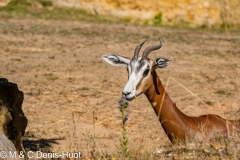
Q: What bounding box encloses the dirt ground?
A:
[0,18,240,157]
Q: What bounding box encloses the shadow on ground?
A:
[23,132,63,151]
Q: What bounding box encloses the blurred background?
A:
[0,0,240,28]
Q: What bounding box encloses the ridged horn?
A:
[142,38,162,59]
[132,39,147,60]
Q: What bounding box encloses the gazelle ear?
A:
[101,54,130,66]
[153,57,171,69]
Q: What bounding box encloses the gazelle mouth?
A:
[124,96,135,101]
[123,92,142,101]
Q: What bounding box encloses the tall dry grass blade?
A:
[169,77,211,108]
[158,76,211,117]
[158,76,170,119]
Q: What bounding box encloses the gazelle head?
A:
[101,38,171,101]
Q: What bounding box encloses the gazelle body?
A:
[101,38,240,143]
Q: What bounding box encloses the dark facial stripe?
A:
[136,59,145,73]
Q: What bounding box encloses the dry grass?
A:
[0,1,240,159]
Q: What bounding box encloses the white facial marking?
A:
[152,102,157,107]
[122,57,151,100]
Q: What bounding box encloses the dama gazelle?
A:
[101,38,240,143]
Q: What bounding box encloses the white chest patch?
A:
[151,102,157,107]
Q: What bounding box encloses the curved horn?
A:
[132,39,147,60]
[142,38,162,59]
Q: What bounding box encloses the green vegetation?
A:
[79,87,90,91]
[37,0,53,7]
[1,0,239,30]
[215,89,226,95]
[153,12,162,26]
[204,101,213,105]
[118,98,130,158]
[0,0,119,23]
[143,19,149,25]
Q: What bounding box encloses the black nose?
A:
[122,91,131,96]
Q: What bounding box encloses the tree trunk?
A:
[0,78,28,153]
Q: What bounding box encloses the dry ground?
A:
[0,18,240,158]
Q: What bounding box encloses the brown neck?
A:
[144,70,191,142]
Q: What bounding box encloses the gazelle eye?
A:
[143,69,149,77]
